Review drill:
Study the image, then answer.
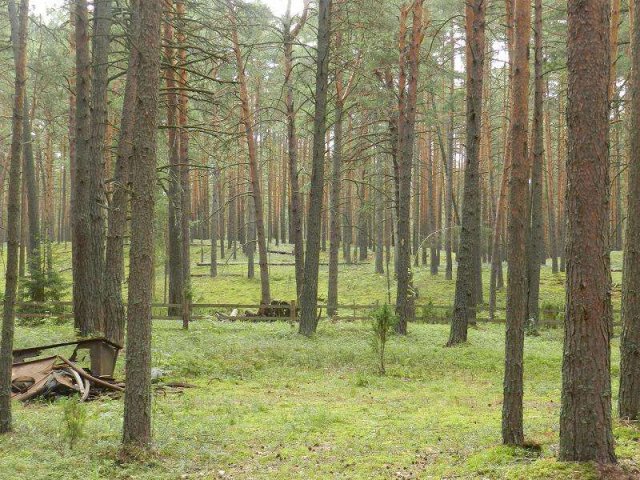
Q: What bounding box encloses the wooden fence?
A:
[10,300,598,328]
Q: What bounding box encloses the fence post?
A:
[290,299,296,325]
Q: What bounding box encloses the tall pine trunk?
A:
[620,0,640,421]
[526,0,544,328]
[104,0,138,346]
[122,0,162,448]
[327,101,343,316]
[72,0,107,336]
[164,4,183,317]
[298,0,331,336]
[283,4,307,299]
[22,94,43,302]
[0,0,28,434]
[394,1,424,334]
[502,0,530,446]
[87,0,112,330]
[177,0,191,328]
[229,0,271,306]
[447,0,485,345]
[559,0,615,462]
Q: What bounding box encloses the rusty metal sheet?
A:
[11,356,59,401]
[10,336,126,402]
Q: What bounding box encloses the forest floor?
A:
[2,321,639,479]
[0,245,635,479]
[16,243,624,313]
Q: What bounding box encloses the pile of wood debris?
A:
[11,338,123,401]
[215,300,297,322]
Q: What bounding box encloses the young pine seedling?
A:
[371,304,397,375]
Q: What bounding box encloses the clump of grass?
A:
[371,304,396,375]
[526,317,541,337]
[540,301,563,326]
[354,371,371,387]
[417,300,451,324]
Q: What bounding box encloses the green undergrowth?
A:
[0,244,624,318]
[0,246,632,478]
[1,321,638,479]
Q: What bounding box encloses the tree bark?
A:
[448,0,485,345]
[122,0,162,448]
[283,0,309,299]
[327,101,343,316]
[502,0,530,446]
[22,94,43,301]
[0,0,28,434]
[526,0,544,328]
[229,0,271,307]
[620,0,640,421]
[104,0,138,346]
[560,0,615,463]
[164,3,183,317]
[177,0,191,328]
[87,0,112,330]
[72,0,104,336]
[394,1,424,334]
[298,0,331,336]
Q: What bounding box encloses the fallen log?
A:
[196,261,370,267]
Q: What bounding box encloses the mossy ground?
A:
[0,245,635,479]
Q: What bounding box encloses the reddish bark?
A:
[560,0,615,462]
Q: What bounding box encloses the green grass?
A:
[153,246,621,319]
[0,244,634,478]
[4,243,624,313]
[185,242,580,311]
[1,321,638,479]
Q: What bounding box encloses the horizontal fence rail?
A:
[16,301,620,326]
[14,300,623,327]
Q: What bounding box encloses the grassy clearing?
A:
[1,320,638,479]
[7,243,623,314]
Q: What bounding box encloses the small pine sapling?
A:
[61,397,87,449]
[371,304,396,375]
